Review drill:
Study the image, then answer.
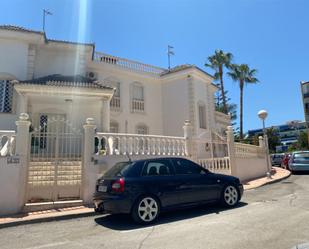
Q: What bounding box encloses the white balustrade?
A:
[94,52,165,76]
[198,157,230,173]
[94,132,186,157]
[235,142,265,158]
[131,99,145,112]
[110,96,121,111]
[0,130,16,157]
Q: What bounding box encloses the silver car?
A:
[289,151,309,172]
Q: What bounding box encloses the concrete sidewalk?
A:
[243,167,291,190]
[0,167,291,228]
[0,206,95,228]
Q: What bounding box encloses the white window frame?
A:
[105,78,121,111]
[131,82,145,113]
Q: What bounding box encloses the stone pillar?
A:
[226,126,237,176]
[82,118,97,205]
[15,113,31,156]
[19,95,28,117]
[183,120,194,159]
[15,113,31,211]
[101,98,110,132]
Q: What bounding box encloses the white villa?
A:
[0,25,230,137]
[0,25,268,215]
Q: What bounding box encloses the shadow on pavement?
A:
[94,202,247,231]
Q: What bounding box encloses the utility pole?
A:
[42,9,53,33]
[167,45,174,70]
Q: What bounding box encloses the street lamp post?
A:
[258,110,272,178]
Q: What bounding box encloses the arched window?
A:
[131,82,144,112]
[136,124,148,135]
[105,78,121,111]
[0,80,13,113]
[198,102,207,129]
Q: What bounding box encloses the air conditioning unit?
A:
[86,71,98,80]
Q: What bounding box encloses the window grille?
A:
[0,80,13,113]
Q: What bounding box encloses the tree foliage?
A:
[205,50,233,114]
[227,64,259,139]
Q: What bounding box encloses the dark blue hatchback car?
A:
[93,157,243,224]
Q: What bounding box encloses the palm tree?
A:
[205,50,233,114]
[227,64,259,139]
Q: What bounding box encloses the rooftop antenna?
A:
[167,45,174,70]
[42,9,53,33]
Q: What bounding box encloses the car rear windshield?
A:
[293,153,309,162]
[104,162,134,177]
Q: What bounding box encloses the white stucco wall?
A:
[0,114,18,130]
[234,157,268,182]
[0,157,23,215]
[34,46,89,78]
[0,38,28,80]
[161,77,190,137]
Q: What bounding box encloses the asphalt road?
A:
[1,174,309,249]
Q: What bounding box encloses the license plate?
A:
[98,185,107,192]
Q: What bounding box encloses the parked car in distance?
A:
[93,157,244,224]
[288,151,309,173]
[271,153,284,166]
[281,153,291,169]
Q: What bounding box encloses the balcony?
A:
[132,99,144,113]
[304,92,309,98]
[94,52,164,76]
[110,96,121,112]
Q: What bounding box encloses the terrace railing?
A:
[94,132,186,156]
[235,142,265,158]
[93,52,165,76]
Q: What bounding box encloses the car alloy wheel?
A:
[223,185,239,206]
[137,197,159,223]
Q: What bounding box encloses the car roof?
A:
[124,157,188,164]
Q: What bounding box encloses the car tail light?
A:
[111,178,125,193]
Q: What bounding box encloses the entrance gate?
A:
[27,114,83,203]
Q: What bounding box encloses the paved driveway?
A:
[0,174,309,249]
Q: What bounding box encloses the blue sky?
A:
[1,0,308,132]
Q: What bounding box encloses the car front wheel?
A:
[131,196,160,224]
[221,185,239,207]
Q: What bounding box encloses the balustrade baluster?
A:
[122,137,127,155]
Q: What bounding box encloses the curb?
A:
[0,210,97,229]
[245,171,291,191]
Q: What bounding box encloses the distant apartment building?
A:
[248,120,307,152]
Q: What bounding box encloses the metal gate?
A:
[27,114,83,203]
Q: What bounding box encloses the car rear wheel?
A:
[221,185,239,207]
[132,196,160,224]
